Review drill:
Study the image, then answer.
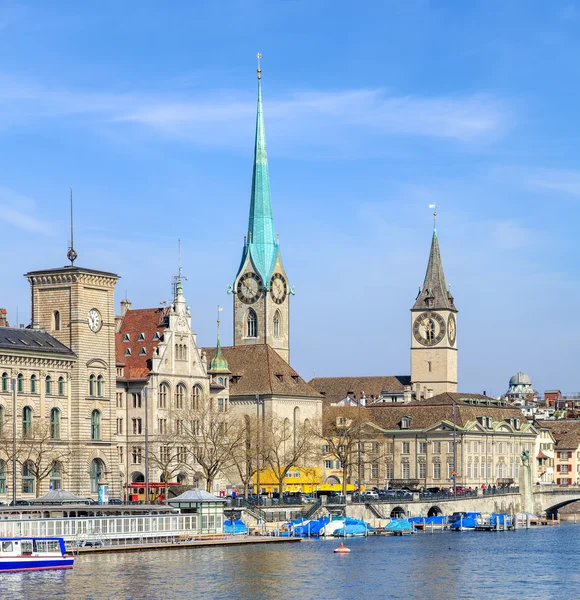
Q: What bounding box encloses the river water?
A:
[3,525,579,600]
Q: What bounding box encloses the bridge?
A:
[230,486,580,525]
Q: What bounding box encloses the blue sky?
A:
[1,1,579,396]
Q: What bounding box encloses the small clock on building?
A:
[88,308,102,332]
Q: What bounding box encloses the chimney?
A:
[0,308,8,327]
[403,386,412,404]
[120,299,132,316]
[360,392,366,407]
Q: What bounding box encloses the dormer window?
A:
[123,333,130,342]
[124,348,132,356]
[292,375,300,383]
[153,331,161,341]
[138,332,145,341]
[515,418,521,430]
[401,417,410,429]
[275,374,284,382]
[139,347,147,356]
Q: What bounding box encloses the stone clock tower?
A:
[26,261,119,496]
[231,60,290,363]
[410,223,457,398]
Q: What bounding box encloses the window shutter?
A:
[557,464,561,472]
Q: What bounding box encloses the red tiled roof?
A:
[309,375,411,406]
[115,308,167,381]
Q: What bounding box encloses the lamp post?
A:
[11,377,16,505]
[452,400,457,498]
[144,386,149,504]
[255,393,261,496]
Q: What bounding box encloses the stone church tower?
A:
[410,222,457,398]
[231,61,290,363]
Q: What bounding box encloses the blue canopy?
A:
[384,518,417,533]
[224,519,248,535]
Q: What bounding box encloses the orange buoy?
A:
[334,542,351,553]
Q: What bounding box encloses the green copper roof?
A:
[413,225,456,311]
[236,77,279,286]
[209,321,230,373]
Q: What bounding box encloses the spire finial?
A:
[256,52,263,80]
[217,305,223,341]
[429,203,437,229]
[67,187,77,266]
[172,237,187,300]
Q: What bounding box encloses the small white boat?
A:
[0,537,74,572]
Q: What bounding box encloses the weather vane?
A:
[429,202,438,226]
[257,53,262,80]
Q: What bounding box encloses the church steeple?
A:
[231,55,290,364]
[235,54,279,286]
[413,225,456,311]
[209,306,230,373]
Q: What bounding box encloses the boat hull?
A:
[0,557,74,572]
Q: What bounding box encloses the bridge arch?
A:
[427,505,443,517]
[544,498,580,517]
[390,506,406,518]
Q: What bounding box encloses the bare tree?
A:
[181,397,246,493]
[148,426,188,501]
[260,415,316,496]
[224,415,257,499]
[315,405,377,497]
[17,421,71,497]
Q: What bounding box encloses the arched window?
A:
[90,458,105,493]
[50,461,62,490]
[58,376,65,396]
[192,385,202,410]
[17,373,23,393]
[273,310,281,339]
[30,374,37,393]
[293,406,300,448]
[159,383,168,409]
[89,374,96,397]
[22,460,34,494]
[176,384,185,409]
[22,406,32,436]
[91,410,101,441]
[50,408,60,440]
[45,375,52,395]
[53,310,61,331]
[97,375,104,397]
[1,372,7,392]
[247,309,258,338]
[0,460,5,493]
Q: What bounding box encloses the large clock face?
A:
[270,273,287,304]
[413,311,446,347]
[236,272,263,304]
[88,308,102,332]
[448,314,457,347]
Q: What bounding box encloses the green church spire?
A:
[209,306,230,373]
[236,53,279,286]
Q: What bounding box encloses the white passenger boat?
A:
[0,537,74,572]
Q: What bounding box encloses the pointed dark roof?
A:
[413,227,456,311]
[0,327,75,356]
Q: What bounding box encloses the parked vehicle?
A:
[9,500,31,506]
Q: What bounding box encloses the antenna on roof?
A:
[67,187,77,266]
[172,237,187,299]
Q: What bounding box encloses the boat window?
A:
[21,540,33,554]
[34,540,60,553]
[2,541,13,552]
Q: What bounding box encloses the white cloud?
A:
[0,75,511,149]
[0,187,47,233]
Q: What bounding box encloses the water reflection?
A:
[5,526,580,600]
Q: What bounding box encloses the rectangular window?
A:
[132,418,142,435]
[386,443,394,454]
[116,418,123,435]
[433,462,441,479]
[158,419,167,435]
[433,441,441,454]
[419,442,428,454]
[467,441,471,453]
[118,446,123,462]
[487,442,492,453]
[160,446,170,463]
[467,463,472,478]
[448,442,453,453]
[448,463,454,479]
[132,393,142,409]
[116,392,123,408]
[371,462,379,478]
[474,462,478,478]
[132,447,142,464]
[324,460,333,469]
[371,442,379,454]
[402,463,410,479]
[218,398,225,413]
[419,463,426,479]
[473,441,478,453]
[487,462,492,478]
[561,464,570,474]
[321,445,330,454]
[386,463,394,480]
[402,442,410,454]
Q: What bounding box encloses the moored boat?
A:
[0,537,73,572]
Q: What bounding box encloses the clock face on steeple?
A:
[237,272,263,304]
[448,314,456,346]
[413,311,446,347]
[270,273,287,304]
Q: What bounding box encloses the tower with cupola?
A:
[410,218,458,398]
[231,56,290,363]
